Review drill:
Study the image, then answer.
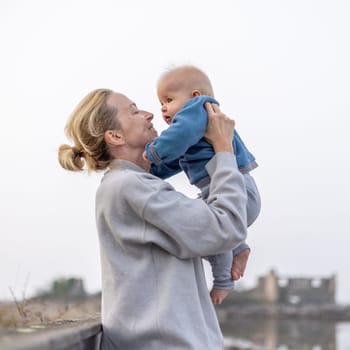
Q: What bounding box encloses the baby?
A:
[145,65,261,304]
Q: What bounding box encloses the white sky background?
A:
[1,0,349,303]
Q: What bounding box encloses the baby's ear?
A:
[192,89,201,97]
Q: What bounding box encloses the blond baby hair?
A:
[158,65,215,97]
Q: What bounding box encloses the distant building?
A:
[226,270,336,305]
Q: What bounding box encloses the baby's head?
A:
[157,65,214,124]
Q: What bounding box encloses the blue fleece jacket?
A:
[146,96,258,186]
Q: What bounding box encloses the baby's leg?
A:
[244,172,261,227]
[200,182,240,304]
[207,252,234,304]
[210,288,232,305]
[229,173,260,280]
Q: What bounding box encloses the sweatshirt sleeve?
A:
[145,96,218,165]
[125,152,248,259]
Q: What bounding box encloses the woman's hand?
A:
[204,103,235,153]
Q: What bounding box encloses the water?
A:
[222,319,350,350]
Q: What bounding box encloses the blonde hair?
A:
[158,65,214,97]
[58,88,120,172]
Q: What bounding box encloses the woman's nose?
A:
[145,111,154,120]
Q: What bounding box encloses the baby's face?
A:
[157,80,193,125]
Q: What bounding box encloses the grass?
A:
[0,295,101,333]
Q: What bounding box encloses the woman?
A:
[58,89,247,350]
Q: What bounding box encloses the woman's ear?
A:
[104,130,125,146]
[192,90,201,97]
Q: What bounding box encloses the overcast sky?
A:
[1,0,349,304]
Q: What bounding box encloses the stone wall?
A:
[0,317,101,350]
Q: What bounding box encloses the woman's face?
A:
[107,92,158,148]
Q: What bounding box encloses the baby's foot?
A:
[231,248,250,281]
[210,288,233,305]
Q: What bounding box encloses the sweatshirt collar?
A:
[108,159,147,173]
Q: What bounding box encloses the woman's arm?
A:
[123,152,247,259]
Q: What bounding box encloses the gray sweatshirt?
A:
[95,152,247,350]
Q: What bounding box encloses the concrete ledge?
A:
[0,317,101,350]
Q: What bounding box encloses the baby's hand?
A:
[142,151,149,162]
